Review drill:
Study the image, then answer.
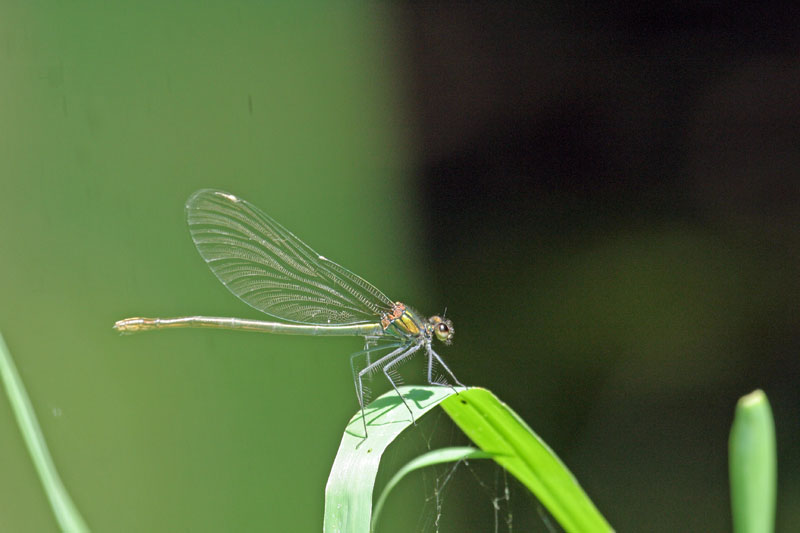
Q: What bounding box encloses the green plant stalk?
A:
[0,332,89,533]
[729,389,776,533]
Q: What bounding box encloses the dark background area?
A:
[394,3,799,531]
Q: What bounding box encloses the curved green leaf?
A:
[440,387,613,533]
[323,385,465,533]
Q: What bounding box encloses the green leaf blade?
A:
[0,332,90,533]
[323,385,464,533]
[729,389,776,533]
[441,387,613,533]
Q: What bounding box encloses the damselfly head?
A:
[427,315,454,345]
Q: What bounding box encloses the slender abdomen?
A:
[113,316,383,336]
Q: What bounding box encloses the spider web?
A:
[372,405,558,533]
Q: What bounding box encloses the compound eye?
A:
[434,322,450,342]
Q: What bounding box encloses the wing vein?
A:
[185,189,395,325]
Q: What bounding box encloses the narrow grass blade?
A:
[440,387,613,533]
[0,332,89,533]
[729,389,776,533]
[371,446,496,532]
[323,385,465,533]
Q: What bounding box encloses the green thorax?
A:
[381,302,426,339]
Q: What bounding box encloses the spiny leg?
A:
[427,344,465,388]
[362,335,382,368]
[351,343,407,436]
[382,344,423,424]
[351,341,399,409]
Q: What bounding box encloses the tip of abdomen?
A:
[113,317,151,334]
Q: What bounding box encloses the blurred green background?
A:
[1,2,799,531]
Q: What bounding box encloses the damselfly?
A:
[114,189,463,436]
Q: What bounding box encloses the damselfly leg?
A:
[426,345,465,389]
[349,341,402,436]
[352,343,425,436]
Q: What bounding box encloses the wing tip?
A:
[186,189,242,211]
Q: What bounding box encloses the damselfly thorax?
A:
[380,302,454,344]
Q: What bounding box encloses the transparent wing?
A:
[185,189,395,325]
